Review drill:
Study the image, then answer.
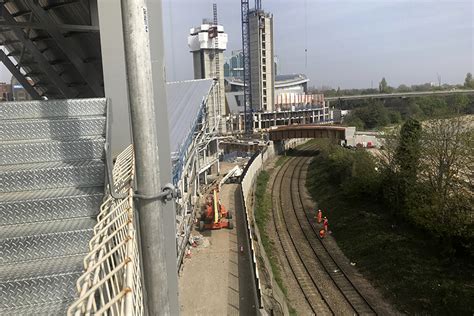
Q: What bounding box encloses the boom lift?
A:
[199,189,233,230]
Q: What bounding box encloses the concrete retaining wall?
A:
[239,138,307,315]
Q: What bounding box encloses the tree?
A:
[388,111,402,124]
[355,101,389,129]
[464,73,474,89]
[393,118,422,216]
[413,116,474,238]
[396,118,422,180]
[379,77,388,93]
[397,84,411,93]
[447,94,469,114]
[343,113,365,130]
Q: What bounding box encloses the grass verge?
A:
[275,155,289,168]
[254,170,287,294]
[306,154,474,315]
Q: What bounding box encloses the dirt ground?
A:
[179,179,257,316]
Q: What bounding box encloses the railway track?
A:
[271,152,332,315]
[271,146,377,315]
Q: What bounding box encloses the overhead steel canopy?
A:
[0,0,103,99]
[166,79,213,156]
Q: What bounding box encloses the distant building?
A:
[274,74,308,97]
[226,74,309,113]
[224,50,244,78]
[11,76,34,101]
[224,49,279,81]
[188,19,228,133]
[0,82,12,101]
[249,9,275,112]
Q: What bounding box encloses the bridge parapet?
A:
[269,125,346,141]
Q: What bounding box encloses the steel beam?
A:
[89,0,99,26]
[0,39,21,45]
[1,6,75,98]
[43,0,80,11]
[0,20,99,31]
[97,0,131,155]
[25,1,103,96]
[0,49,41,99]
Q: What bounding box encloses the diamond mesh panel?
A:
[1,117,106,141]
[0,98,106,119]
[0,189,102,226]
[0,273,80,311]
[0,137,105,165]
[0,160,105,193]
[0,229,93,264]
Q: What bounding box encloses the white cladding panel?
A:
[188,24,228,51]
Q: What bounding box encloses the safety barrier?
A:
[67,145,143,315]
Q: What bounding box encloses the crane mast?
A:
[241,0,252,133]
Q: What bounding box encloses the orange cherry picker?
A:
[199,189,233,231]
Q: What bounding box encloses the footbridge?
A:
[269,125,346,142]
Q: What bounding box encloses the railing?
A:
[68,145,143,316]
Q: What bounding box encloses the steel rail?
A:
[271,150,333,315]
[289,152,377,314]
[281,154,355,314]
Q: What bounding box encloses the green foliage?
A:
[306,142,474,314]
[464,72,474,89]
[255,171,270,228]
[379,77,388,93]
[447,94,469,113]
[396,118,422,178]
[403,100,423,119]
[307,141,381,200]
[388,118,422,217]
[397,84,411,92]
[411,117,474,240]
[339,94,472,129]
[343,113,365,129]
[388,110,402,124]
[343,100,390,130]
[414,96,450,117]
[254,170,287,295]
[275,155,289,167]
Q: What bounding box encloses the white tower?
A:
[188,20,228,133]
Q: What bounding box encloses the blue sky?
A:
[162,0,473,89]
[0,1,471,89]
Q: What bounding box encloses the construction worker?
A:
[323,217,329,232]
[319,228,325,239]
[317,209,323,223]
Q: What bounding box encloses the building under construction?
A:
[249,9,275,112]
[188,16,228,134]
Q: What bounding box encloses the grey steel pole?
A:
[120,1,172,314]
[145,1,180,314]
